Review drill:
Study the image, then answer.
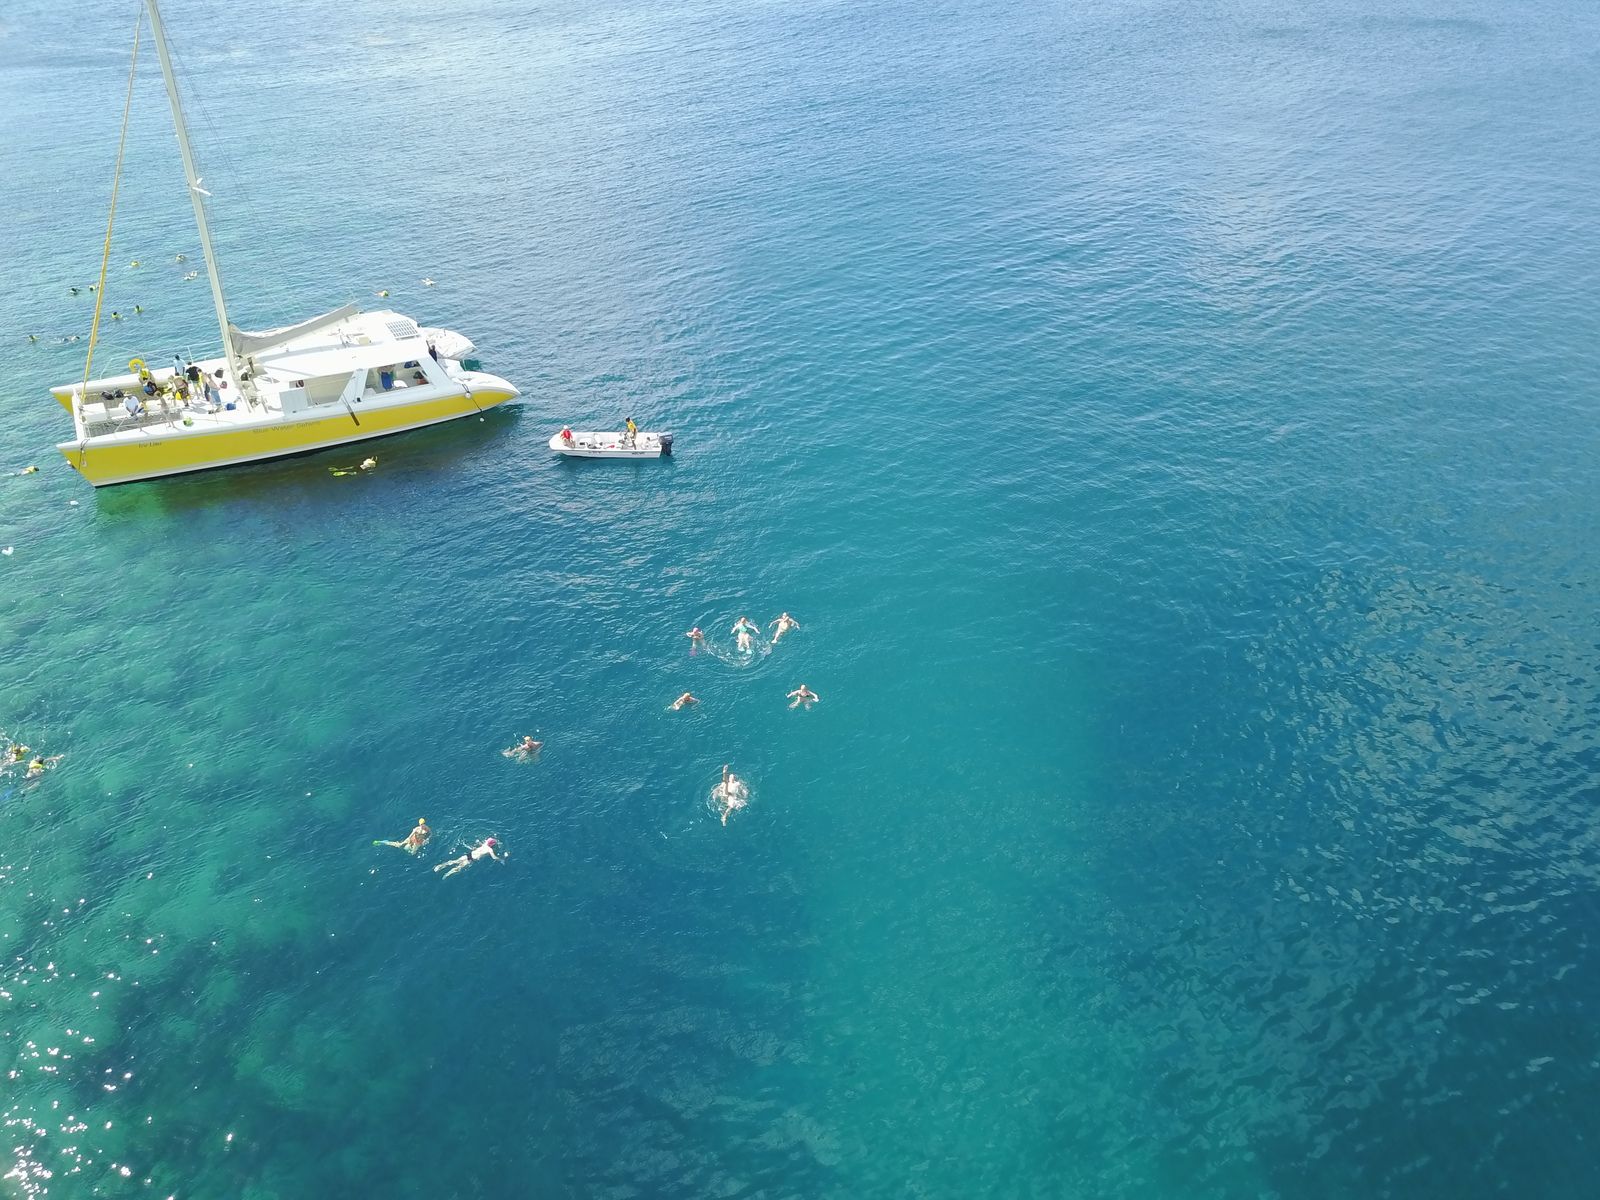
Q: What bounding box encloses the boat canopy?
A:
[229,303,361,357]
[256,337,432,381]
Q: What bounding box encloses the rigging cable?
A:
[81,6,145,406]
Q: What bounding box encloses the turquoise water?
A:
[4,0,1600,1195]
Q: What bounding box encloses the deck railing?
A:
[79,392,195,439]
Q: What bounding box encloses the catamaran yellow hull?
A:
[58,388,516,487]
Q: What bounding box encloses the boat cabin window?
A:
[304,374,349,406]
[365,362,431,394]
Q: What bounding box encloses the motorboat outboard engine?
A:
[659,432,674,456]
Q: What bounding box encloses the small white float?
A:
[549,428,674,458]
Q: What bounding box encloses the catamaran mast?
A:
[143,0,244,384]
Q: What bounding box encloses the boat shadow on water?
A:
[551,452,679,473]
[89,404,523,519]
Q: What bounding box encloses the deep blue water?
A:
[3,0,1600,1196]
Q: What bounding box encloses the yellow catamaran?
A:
[54,0,519,487]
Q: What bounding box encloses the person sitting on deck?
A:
[123,394,145,418]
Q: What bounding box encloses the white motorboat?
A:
[549,429,674,458]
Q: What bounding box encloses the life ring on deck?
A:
[128,357,151,381]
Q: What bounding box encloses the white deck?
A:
[56,309,503,446]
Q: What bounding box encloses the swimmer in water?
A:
[787,684,820,709]
[434,837,504,878]
[712,764,748,826]
[685,626,705,644]
[669,692,699,711]
[25,755,63,779]
[503,736,542,760]
[769,612,799,644]
[733,616,759,653]
[6,742,28,764]
[374,818,430,855]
